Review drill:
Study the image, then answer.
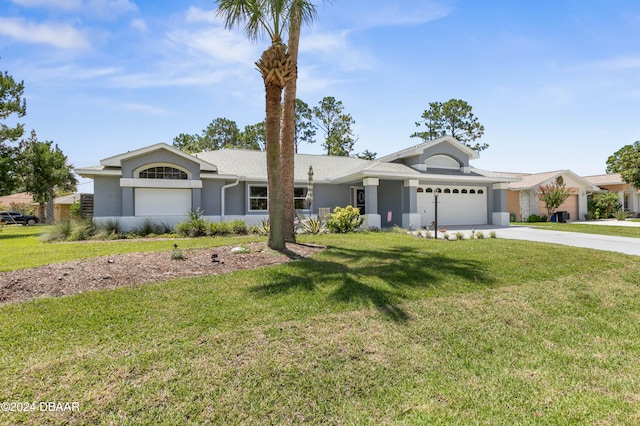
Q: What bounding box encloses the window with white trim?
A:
[248,185,309,211]
[294,187,308,209]
[139,166,187,180]
[249,186,268,211]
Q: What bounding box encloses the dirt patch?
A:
[0,242,324,306]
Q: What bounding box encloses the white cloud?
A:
[121,102,170,115]
[360,1,453,27]
[165,27,258,65]
[0,17,91,50]
[185,6,219,24]
[300,30,376,71]
[130,18,148,32]
[585,56,640,72]
[10,0,82,9]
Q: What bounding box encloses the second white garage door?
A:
[135,188,192,216]
[417,186,487,226]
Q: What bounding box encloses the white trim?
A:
[248,184,268,212]
[120,178,202,189]
[425,154,460,170]
[100,142,217,171]
[363,177,379,186]
[404,179,419,187]
[134,162,192,179]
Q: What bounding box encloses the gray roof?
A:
[196,149,382,182]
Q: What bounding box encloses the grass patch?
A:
[512,221,640,238]
[1,232,640,424]
[0,225,264,272]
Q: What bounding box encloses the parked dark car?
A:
[0,211,39,225]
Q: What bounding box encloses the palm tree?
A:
[216,0,300,250]
[281,1,318,242]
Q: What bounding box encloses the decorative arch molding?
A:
[425,155,461,170]
[121,163,201,189]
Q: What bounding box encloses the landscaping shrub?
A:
[229,219,248,235]
[69,220,95,241]
[94,219,123,240]
[43,220,75,242]
[455,231,465,240]
[614,210,630,221]
[326,206,364,233]
[253,219,269,236]
[300,216,326,235]
[175,218,208,237]
[209,221,232,236]
[134,219,165,237]
[526,214,547,223]
[588,192,622,219]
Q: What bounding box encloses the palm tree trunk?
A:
[281,11,302,243]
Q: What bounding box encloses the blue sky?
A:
[2,0,639,192]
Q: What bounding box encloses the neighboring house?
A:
[583,173,640,214]
[0,192,34,208]
[34,193,85,221]
[475,169,601,222]
[75,136,517,231]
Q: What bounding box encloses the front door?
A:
[351,187,365,214]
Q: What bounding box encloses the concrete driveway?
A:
[439,221,640,256]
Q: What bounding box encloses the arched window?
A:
[425,188,433,193]
[453,189,459,194]
[461,189,468,194]
[444,188,451,193]
[417,188,424,193]
[469,189,476,194]
[139,166,188,180]
[478,189,484,194]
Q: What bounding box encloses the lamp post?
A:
[434,189,440,239]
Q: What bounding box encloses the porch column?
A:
[402,179,421,230]
[491,183,510,226]
[577,190,588,221]
[619,191,626,210]
[630,188,639,213]
[362,177,381,229]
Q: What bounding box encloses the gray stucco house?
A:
[75,136,516,231]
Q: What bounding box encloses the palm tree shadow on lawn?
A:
[251,244,496,322]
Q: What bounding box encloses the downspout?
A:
[220,177,240,220]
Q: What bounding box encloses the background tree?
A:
[357,149,377,160]
[172,118,265,153]
[200,117,241,150]
[172,133,202,154]
[1,67,27,195]
[538,178,571,221]
[411,98,487,152]
[293,98,316,153]
[21,131,77,223]
[239,122,266,150]
[606,141,640,189]
[311,96,358,156]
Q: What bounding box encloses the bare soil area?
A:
[0,242,324,306]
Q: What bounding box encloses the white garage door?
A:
[135,188,191,216]
[417,186,487,226]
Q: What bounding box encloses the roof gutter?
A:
[220,177,240,219]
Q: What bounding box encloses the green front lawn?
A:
[1,232,640,424]
[512,221,640,238]
[0,225,264,272]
